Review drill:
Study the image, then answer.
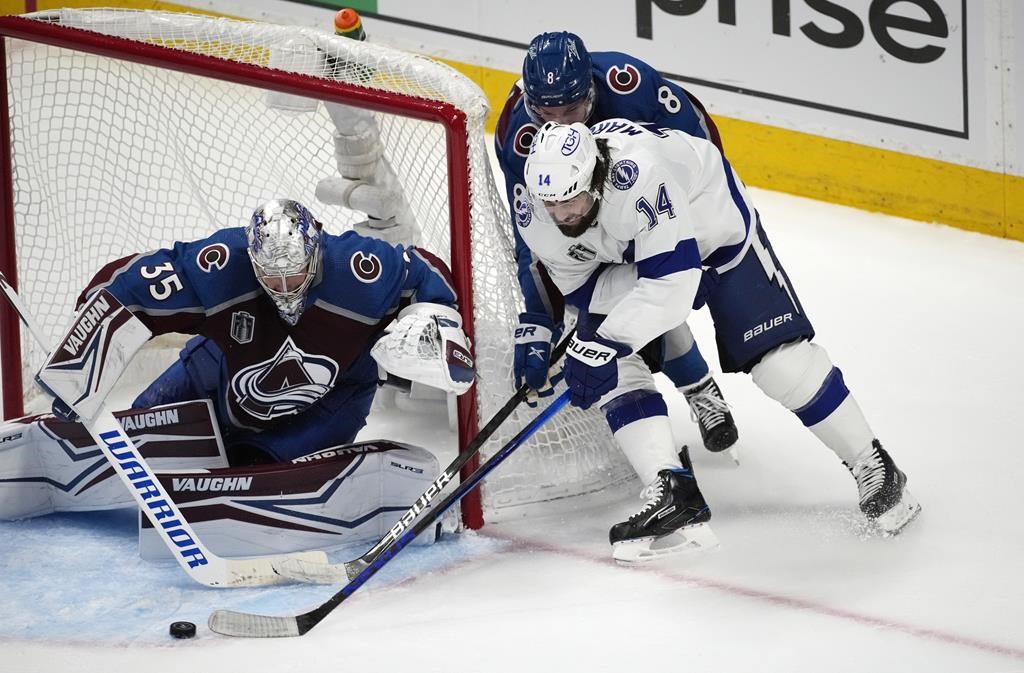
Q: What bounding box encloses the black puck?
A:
[169,621,197,639]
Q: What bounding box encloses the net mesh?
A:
[2,9,636,522]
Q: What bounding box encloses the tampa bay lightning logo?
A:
[231,337,339,420]
[513,184,532,228]
[561,128,580,155]
[611,159,640,190]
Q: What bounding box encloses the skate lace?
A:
[686,383,730,429]
[851,450,886,505]
[632,479,666,520]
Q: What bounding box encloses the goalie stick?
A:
[277,331,575,585]
[0,271,328,587]
[208,389,571,637]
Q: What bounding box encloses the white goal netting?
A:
[1,9,637,523]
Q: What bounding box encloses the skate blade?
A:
[875,489,922,536]
[613,523,719,565]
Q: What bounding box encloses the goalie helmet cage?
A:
[0,9,637,528]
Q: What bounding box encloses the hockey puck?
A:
[169,621,197,639]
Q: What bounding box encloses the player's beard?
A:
[556,198,600,238]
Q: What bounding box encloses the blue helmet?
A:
[522,32,595,123]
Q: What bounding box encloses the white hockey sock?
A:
[806,394,875,465]
[613,415,682,486]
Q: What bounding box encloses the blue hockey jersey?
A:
[79,228,458,430]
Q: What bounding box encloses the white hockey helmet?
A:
[524,121,598,203]
[246,199,323,324]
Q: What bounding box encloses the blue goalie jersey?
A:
[78,228,459,430]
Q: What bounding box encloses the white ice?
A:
[2,179,1023,671]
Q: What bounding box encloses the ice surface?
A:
[2,169,1023,672]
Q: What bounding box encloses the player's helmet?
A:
[524,121,599,202]
[522,32,596,124]
[524,122,603,235]
[246,199,323,324]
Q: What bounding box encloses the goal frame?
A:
[0,15,488,527]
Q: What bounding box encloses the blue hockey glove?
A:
[514,312,558,396]
[692,267,720,310]
[563,333,630,409]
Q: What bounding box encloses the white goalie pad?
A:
[139,440,442,560]
[0,400,227,520]
[36,290,151,421]
[371,304,475,395]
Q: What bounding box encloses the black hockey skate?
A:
[682,377,738,454]
[610,456,718,564]
[849,440,921,535]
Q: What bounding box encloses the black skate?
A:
[682,377,738,455]
[849,440,921,535]
[610,460,718,564]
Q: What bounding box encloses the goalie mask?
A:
[524,121,602,237]
[246,199,323,325]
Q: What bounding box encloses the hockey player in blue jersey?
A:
[73,199,474,465]
[520,119,921,562]
[495,31,737,455]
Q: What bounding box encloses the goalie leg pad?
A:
[334,129,383,179]
[139,440,441,560]
[0,400,227,519]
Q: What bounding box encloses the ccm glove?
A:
[563,333,631,410]
[514,312,558,393]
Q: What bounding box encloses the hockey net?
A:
[0,9,637,526]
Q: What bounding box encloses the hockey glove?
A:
[563,333,630,410]
[514,312,561,399]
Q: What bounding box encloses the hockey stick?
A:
[276,330,575,585]
[0,271,328,587]
[208,388,571,637]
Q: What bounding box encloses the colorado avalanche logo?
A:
[351,251,382,283]
[561,128,581,156]
[196,243,230,272]
[606,64,641,95]
[513,185,532,228]
[611,159,640,190]
[231,337,339,420]
[513,123,539,157]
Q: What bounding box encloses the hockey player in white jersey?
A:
[521,120,921,561]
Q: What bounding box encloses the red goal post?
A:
[0,9,634,528]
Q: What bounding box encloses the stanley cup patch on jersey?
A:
[566,243,597,262]
[230,311,255,344]
[230,337,340,420]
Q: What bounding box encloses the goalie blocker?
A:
[0,400,451,557]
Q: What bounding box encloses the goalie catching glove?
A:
[35,289,151,421]
[371,303,475,395]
